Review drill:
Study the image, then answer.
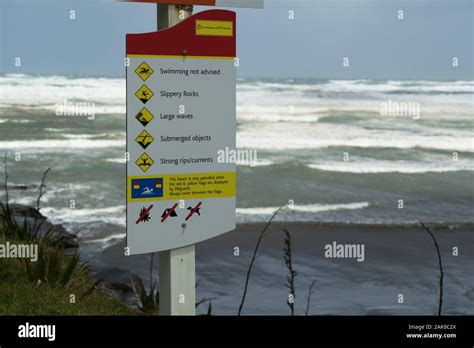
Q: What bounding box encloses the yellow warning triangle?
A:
[135,85,154,104]
[135,153,154,172]
[135,130,154,150]
[135,62,154,81]
[135,108,154,126]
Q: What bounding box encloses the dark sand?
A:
[93,222,474,315]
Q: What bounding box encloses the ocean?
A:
[0,74,473,254]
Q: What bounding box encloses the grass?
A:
[238,202,289,315]
[0,160,133,315]
[0,281,132,315]
[0,235,133,315]
[283,229,297,316]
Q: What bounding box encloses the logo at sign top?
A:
[135,153,154,172]
[195,20,233,37]
[135,85,154,104]
[135,130,154,149]
[135,61,154,81]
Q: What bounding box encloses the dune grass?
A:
[0,235,133,315]
[0,161,133,315]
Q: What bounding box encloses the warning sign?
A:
[135,130,154,149]
[126,10,236,254]
[135,61,154,81]
[135,153,155,172]
[135,108,154,127]
[135,85,154,104]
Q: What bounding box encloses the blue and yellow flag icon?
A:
[131,178,163,199]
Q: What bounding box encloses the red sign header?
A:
[127,10,236,58]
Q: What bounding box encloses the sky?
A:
[0,0,472,79]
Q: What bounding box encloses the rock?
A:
[0,183,38,191]
[0,202,78,249]
[7,203,44,219]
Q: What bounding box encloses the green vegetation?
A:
[0,241,132,315]
[0,162,133,315]
[131,274,160,314]
[0,233,133,315]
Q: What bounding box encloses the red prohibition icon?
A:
[136,204,154,224]
[185,202,202,221]
[161,203,178,222]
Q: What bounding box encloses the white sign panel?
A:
[126,10,237,255]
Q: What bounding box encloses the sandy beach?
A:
[93,222,474,315]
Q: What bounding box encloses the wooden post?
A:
[157,4,196,316]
